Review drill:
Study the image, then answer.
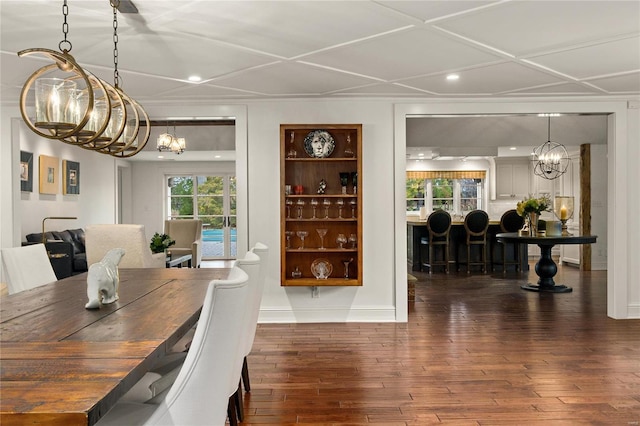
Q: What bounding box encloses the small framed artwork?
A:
[20,151,33,192]
[62,160,80,195]
[39,154,59,195]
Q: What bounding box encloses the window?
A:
[406,171,485,215]
[167,174,236,259]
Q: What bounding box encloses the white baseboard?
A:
[258,306,397,323]
[627,304,640,319]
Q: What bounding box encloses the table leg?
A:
[521,244,572,293]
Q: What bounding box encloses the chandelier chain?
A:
[59,0,72,52]
[111,0,120,88]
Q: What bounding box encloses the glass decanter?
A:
[343,134,354,158]
[286,131,297,158]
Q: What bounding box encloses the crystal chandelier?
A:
[157,123,186,154]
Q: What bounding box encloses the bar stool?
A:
[462,210,489,273]
[420,210,452,273]
[495,209,524,272]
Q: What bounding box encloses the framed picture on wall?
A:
[62,160,80,195]
[39,154,59,195]
[20,151,33,192]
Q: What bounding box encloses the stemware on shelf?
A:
[286,130,297,158]
[336,233,347,249]
[322,198,331,218]
[316,228,328,250]
[284,230,295,249]
[348,233,357,249]
[310,198,319,219]
[336,198,345,218]
[349,198,357,218]
[296,231,308,249]
[342,257,354,279]
[285,198,294,218]
[296,198,306,219]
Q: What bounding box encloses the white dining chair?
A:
[231,249,262,421]
[241,242,270,392]
[95,266,250,426]
[1,244,57,295]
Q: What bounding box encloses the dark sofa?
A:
[24,228,87,278]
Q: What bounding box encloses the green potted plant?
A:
[150,232,175,254]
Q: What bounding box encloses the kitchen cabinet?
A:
[280,124,362,286]
[496,158,530,199]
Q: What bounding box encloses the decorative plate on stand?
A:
[311,258,333,279]
[303,130,335,158]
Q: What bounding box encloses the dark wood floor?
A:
[240,263,640,425]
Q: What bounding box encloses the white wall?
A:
[17,121,118,237]
[244,100,396,322]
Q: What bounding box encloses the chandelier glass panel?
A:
[532,116,569,180]
[18,0,150,157]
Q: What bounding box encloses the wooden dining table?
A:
[0,267,230,426]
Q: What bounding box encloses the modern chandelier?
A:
[532,116,569,180]
[17,0,149,157]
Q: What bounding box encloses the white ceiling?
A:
[1,0,638,103]
[1,1,637,161]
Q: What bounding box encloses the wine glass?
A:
[336,198,345,218]
[336,233,347,249]
[310,198,319,219]
[284,230,295,249]
[348,233,357,249]
[349,198,357,218]
[285,198,294,218]
[296,231,308,249]
[316,228,328,249]
[296,199,306,219]
[322,198,331,218]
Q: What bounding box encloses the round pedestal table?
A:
[495,232,597,293]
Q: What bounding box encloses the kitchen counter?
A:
[407,219,528,272]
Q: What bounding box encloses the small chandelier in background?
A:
[157,123,186,155]
[532,115,569,180]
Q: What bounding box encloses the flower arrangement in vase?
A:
[516,194,551,236]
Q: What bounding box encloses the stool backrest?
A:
[464,210,489,236]
[500,209,524,232]
[426,210,452,237]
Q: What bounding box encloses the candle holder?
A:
[554,196,574,236]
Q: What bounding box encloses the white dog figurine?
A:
[85,248,125,309]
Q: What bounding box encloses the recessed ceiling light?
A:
[214,155,221,158]
[188,75,202,82]
[509,147,517,151]
[446,74,459,81]
[418,153,424,157]
[157,155,164,159]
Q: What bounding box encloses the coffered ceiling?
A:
[1,1,638,104]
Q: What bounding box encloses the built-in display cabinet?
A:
[280,124,362,286]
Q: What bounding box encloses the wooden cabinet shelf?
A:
[280,124,362,286]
